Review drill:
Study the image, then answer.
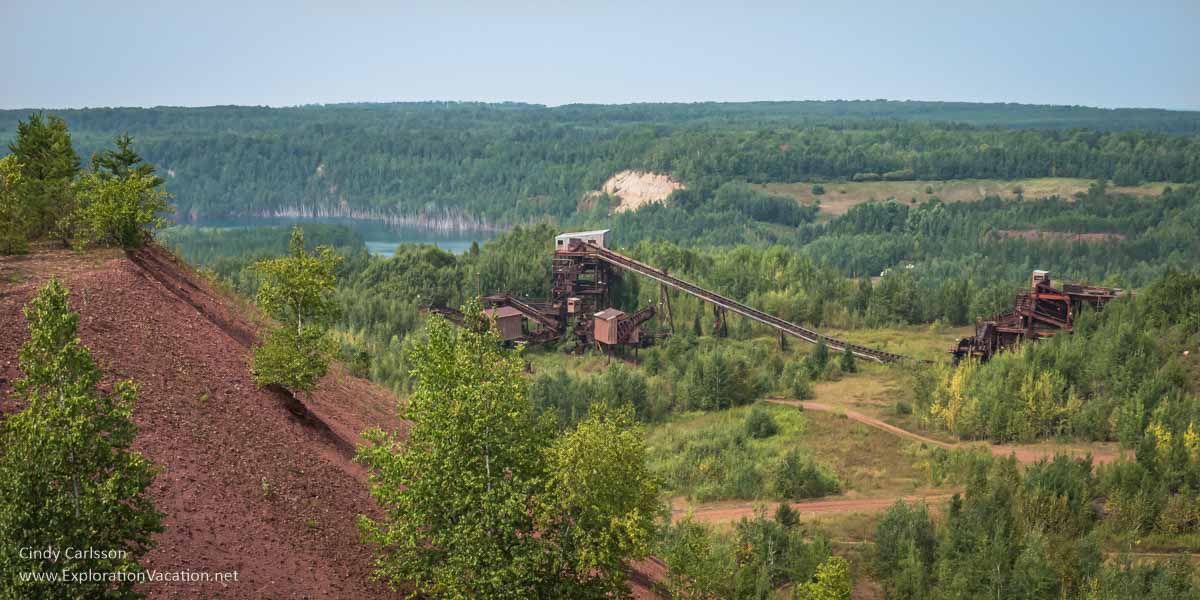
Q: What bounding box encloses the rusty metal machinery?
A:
[950,270,1123,362]
[434,231,925,363]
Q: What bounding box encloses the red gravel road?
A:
[0,246,406,599]
[673,494,958,524]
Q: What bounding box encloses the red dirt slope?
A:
[0,245,404,599]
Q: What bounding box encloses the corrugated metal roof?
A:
[484,306,524,318]
[555,229,610,239]
[594,308,625,320]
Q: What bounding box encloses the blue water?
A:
[187,216,495,257]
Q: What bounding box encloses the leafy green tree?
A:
[795,556,851,600]
[358,306,660,598]
[74,172,172,249]
[537,405,661,597]
[660,517,733,599]
[681,348,757,410]
[357,307,552,598]
[251,227,342,391]
[7,113,79,241]
[0,279,162,600]
[250,325,337,392]
[0,155,28,254]
[872,501,935,599]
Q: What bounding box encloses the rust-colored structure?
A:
[593,308,626,345]
[483,306,525,341]
[435,230,919,363]
[950,270,1123,362]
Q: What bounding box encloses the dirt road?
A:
[673,494,957,524]
[768,399,1122,465]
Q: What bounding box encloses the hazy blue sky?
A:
[3,0,1198,110]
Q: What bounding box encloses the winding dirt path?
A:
[768,399,1122,465]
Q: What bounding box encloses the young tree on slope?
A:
[251,226,342,392]
[356,304,661,598]
[0,279,162,600]
[74,172,172,249]
[74,134,172,249]
[0,156,28,255]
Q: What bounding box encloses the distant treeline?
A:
[2,101,1199,224]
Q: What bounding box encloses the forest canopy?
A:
[3,101,1199,225]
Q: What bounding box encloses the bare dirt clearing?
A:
[590,170,684,213]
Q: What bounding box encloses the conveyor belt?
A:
[588,245,921,364]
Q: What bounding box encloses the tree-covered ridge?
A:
[2,102,1199,223]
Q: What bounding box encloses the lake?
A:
[185,216,497,257]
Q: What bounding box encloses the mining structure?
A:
[950,270,1123,362]
[435,230,916,363]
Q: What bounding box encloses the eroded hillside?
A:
[0,245,403,599]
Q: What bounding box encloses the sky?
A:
[3,0,1198,111]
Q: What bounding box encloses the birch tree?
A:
[250,227,341,391]
[0,279,162,599]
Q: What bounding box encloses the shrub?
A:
[811,184,826,196]
[871,501,936,593]
[74,172,172,249]
[746,406,779,439]
[839,346,857,374]
[791,371,814,400]
[796,555,851,600]
[1156,490,1200,535]
[772,449,840,500]
[775,502,799,528]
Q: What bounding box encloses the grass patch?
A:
[762,177,1171,219]
[801,409,930,496]
[819,324,971,363]
[646,403,839,502]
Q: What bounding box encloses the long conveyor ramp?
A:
[590,245,919,364]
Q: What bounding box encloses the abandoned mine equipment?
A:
[950,270,1123,362]
[436,230,921,363]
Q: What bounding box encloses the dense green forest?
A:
[3,101,1199,225]
[870,453,1200,600]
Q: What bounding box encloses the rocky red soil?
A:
[0,245,405,599]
